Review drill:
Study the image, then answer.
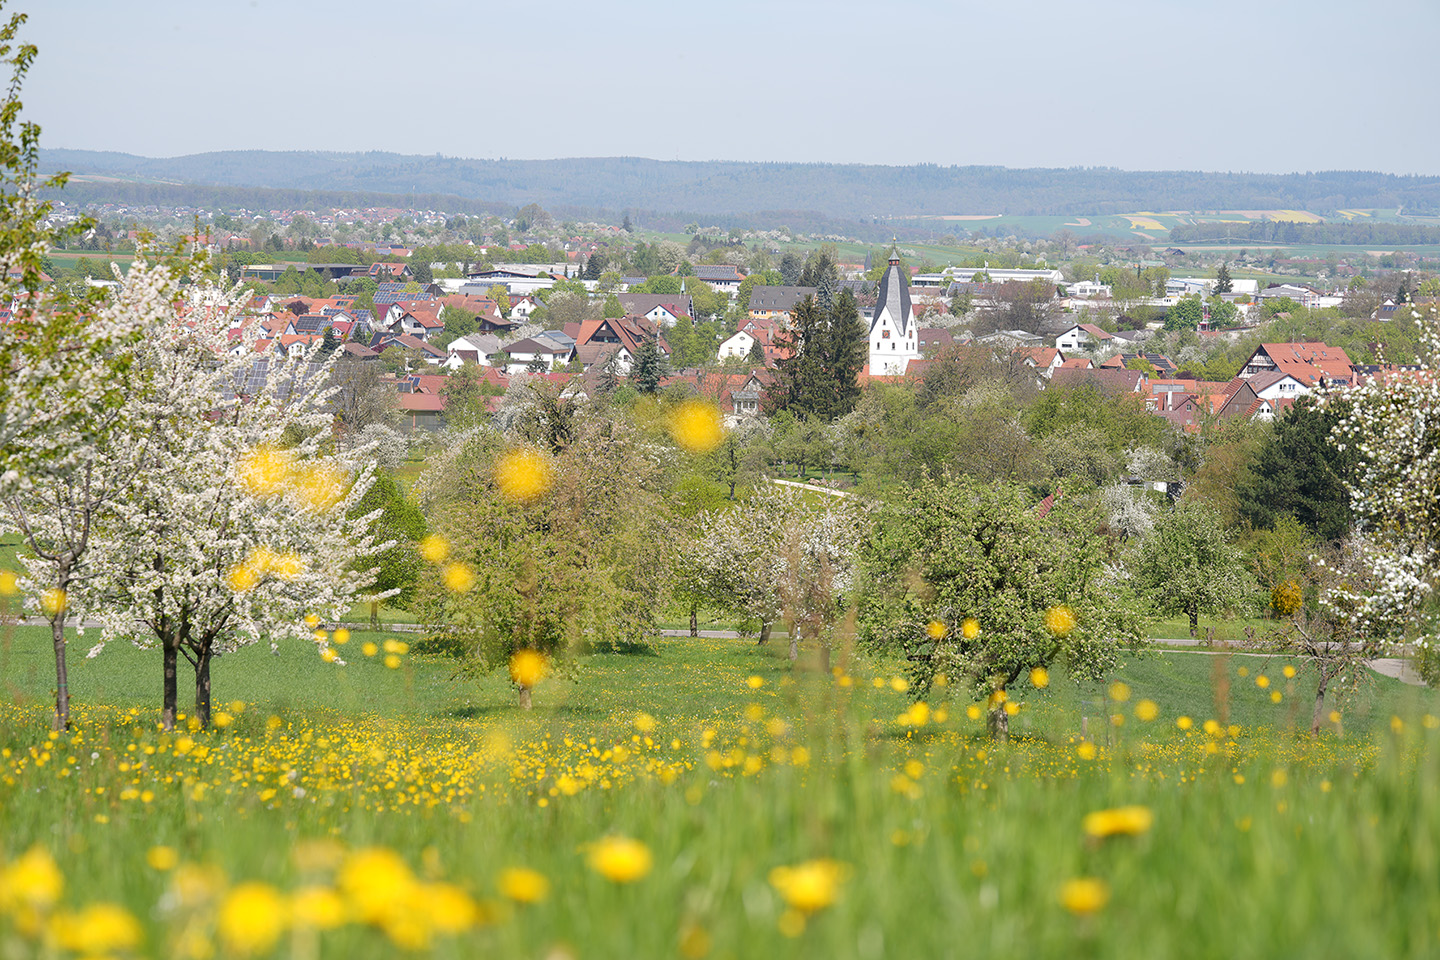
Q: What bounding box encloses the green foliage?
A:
[858,477,1144,727]
[1237,397,1355,543]
[1165,296,1203,331]
[1135,499,1254,636]
[349,472,427,610]
[763,290,866,422]
[1214,262,1233,294]
[1025,382,1166,454]
[630,334,668,394]
[639,274,682,296]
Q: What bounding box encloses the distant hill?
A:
[38,150,1440,221]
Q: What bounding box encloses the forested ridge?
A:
[40,149,1440,220]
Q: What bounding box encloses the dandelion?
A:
[1076,741,1097,761]
[494,448,554,503]
[1176,715,1193,731]
[1135,699,1159,722]
[50,903,143,955]
[1083,805,1154,838]
[768,859,848,914]
[442,562,475,593]
[1108,681,1130,702]
[0,846,63,911]
[510,649,547,688]
[333,628,350,645]
[634,712,656,734]
[218,882,287,955]
[146,846,179,871]
[961,618,980,640]
[290,886,345,930]
[1256,675,1271,689]
[498,867,550,904]
[1045,605,1076,636]
[587,836,653,883]
[384,654,401,669]
[1030,666,1049,689]
[1282,664,1297,678]
[237,446,295,496]
[362,641,379,657]
[0,569,16,595]
[926,620,948,640]
[747,675,765,690]
[419,534,450,564]
[1059,877,1110,915]
[669,399,724,453]
[294,462,347,511]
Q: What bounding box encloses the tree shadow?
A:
[441,703,605,720]
[582,639,660,657]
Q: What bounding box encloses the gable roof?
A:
[1050,366,1145,394]
[749,285,816,313]
[872,255,914,336]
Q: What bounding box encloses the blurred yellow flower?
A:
[1076,741,1097,761]
[746,675,765,690]
[634,712,656,734]
[769,859,848,914]
[498,867,550,904]
[587,836,653,883]
[926,620,948,640]
[218,882,287,955]
[1059,877,1109,915]
[0,846,63,911]
[1083,805,1153,838]
[442,563,475,593]
[1176,715,1193,730]
[669,399,724,453]
[1045,605,1076,636]
[227,562,260,593]
[1135,699,1159,722]
[1282,664,1297,678]
[1030,666,1049,688]
[338,848,419,924]
[961,618,980,640]
[289,886,345,930]
[294,462,348,511]
[419,882,477,933]
[333,628,350,645]
[237,446,295,496]
[39,588,66,616]
[509,649,547,688]
[362,641,379,657]
[384,654,401,669]
[1109,681,1131,702]
[50,902,143,955]
[419,534,450,564]
[146,846,178,871]
[494,448,554,503]
[1256,675,1270,689]
[0,569,17,595]
[320,647,340,664]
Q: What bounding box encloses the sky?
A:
[21,0,1440,176]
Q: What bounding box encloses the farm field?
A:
[3,625,1439,959]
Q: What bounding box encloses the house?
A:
[1049,366,1147,395]
[367,261,412,281]
[868,246,920,376]
[659,370,766,417]
[1100,352,1178,376]
[977,329,1043,348]
[717,320,789,367]
[1067,280,1112,298]
[690,264,745,296]
[1055,323,1114,352]
[571,316,668,374]
[1242,369,1311,401]
[1238,342,1354,387]
[1014,346,1066,379]
[617,293,693,327]
[385,300,446,341]
[500,332,575,375]
[445,332,503,367]
[375,334,447,366]
[748,285,817,323]
[916,328,956,355]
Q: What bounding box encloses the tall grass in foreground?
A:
[2,636,1438,959]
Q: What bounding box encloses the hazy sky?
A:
[22,0,1440,175]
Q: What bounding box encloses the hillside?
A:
[39,149,1440,221]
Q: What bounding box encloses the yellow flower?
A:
[494,448,554,503]
[509,649,547,688]
[419,882,477,933]
[498,867,550,904]
[1030,666,1049,689]
[634,712,656,734]
[1059,877,1110,915]
[1135,699,1159,722]
[1282,664,1296,678]
[1108,681,1131,702]
[320,646,340,664]
[338,848,419,924]
[442,562,475,593]
[1256,675,1271,689]
[1076,741,1097,761]
[146,846,179,871]
[1176,715,1193,730]
[747,675,765,690]
[669,399,724,453]
[237,446,295,496]
[293,461,348,511]
[384,654,401,669]
[1003,701,1020,716]
[218,882,287,955]
[0,846,63,911]
[333,628,350,645]
[227,563,260,593]
[362,641,379,657]
[768,859,848,914]
[50,903,143,955]
[961,618,980,640]
[289,886,345,930]
[1083,805,1154,839]
[1045,605,1076,636]
[39,588,66,616]
[988,689,1008,708]
[587,836,653,883]
[0,569,17,595]
[926,619,948,640]
[419,534,450,564]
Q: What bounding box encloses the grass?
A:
[4,622,1440,958]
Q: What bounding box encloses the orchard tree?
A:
[858,477,1144,739]
[1135,498,1253,637]
[80,275,388,730]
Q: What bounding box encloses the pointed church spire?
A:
[888,237,901,265]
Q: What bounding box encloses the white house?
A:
[1055,323,1114,352]
[868,247,920,376]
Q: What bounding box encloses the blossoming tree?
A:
[77,269,388,730]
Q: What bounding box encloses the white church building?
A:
[869,246,921,375]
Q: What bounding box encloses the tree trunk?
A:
[819,639,831,675]
[989,705,1010,742]
[518,685,533,710]
[162,640,179,731]
[370,600,379,630]
[1311,667,1333,736]
[759,620,772,646]
[788,630,798,662]
[1188,603,1199,639]
[194,647,213,730]
[689,605,698,638]
[51,613,70,731]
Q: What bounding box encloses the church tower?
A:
[868,242,920,375]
